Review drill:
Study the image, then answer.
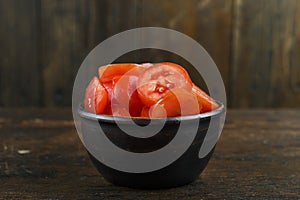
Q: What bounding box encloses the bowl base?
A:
[87,148,214,189]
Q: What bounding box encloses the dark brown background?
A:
[0,0,299,108]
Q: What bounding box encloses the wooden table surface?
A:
[0,108,299,199]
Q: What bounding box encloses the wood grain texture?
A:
[71,0,232,93]
[231,0,300,107]
[137,0,232,91]
[289,1,300,94]
[40,0,90,106]
[0,108,299,199]
[0,0,300,108]
[0,0,39,106]
[86,0,108,48]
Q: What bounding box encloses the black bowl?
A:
[78,103,225,189]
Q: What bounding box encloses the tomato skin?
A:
[159,62,192,85]
[192,84,218,113]
[113,75,144,117]
[112,107,131,117]
[102,82,113,115]
[85,63,217,117]
[128,90,144,117]
[137,63,192,106]
[101,76,124,115]
[140,63,154,68]
[98,63,144,83]
[84,77,108,114]
[140,106,150,118]
[149,88,199,118]
[98,64,147,115]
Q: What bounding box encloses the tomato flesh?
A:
[137,63,192,106]
[159,62,192,85]
[102,81,114,115]
[112,107,131,117]
[192,84,218,113]
[98,63,144,83]
[85,62,218,117]
[84,77,108,114]
[113,75,144,117]
[149,88,199,118]
[140,106,150,118]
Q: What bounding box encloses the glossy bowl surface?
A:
[78,103,225,189]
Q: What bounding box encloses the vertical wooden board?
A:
[289,1,300,100]
[117,0,232,95]
[124,0,203,77]
[105,0,141,36]
[231,0,300,107]
[40,0,90,106]
[86,0,108,48]
[0,0,39,106]
[269,0,300,107]
[193,0,232,94]
[230,0,271,107]
[85,0,142,46]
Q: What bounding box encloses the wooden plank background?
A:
[0,0,299,108]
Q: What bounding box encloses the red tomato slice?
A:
[159,62,192,85]
[140,63,154,68]
[128,90,144,117]
[113,75,144,117]
[140,106,150,118]
[102,81,113,115]
[112,107,131,117]
[98,63,144,83]
[84,77,108,114]
[101,76,123,115]
[137,63,193,106]
[149,88,199,118]
[192,84,218,113]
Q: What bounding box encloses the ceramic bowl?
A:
[78,103,225,189]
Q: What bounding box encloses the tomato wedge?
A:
[84,63,218,117]
[149,88,199,118]
[137,63,192,106]
[140,106,150,118]
[101,76,123,115]
[140,63,154,68]
[98,63,144,83]
[192,84,218,113]
[112,107,131,117]
[113,75,144,117]
[84,77,108,114]
[159,62,192,85]
[102,81,113,115]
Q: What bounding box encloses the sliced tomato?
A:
[140,106,150,118]
[102,81,113,115]
[101,76,123,115]
[129,90,144,117]
[98,63,145,83]
[140,63,154,68]
[192,84,218,113]
[137,63,193,106]
[149,88,199,118]
[112,107,131,117]
[159,62,192,85]
[84,77,108,114]
[113,75,144,117]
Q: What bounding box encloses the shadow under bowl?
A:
[78,103,225,189]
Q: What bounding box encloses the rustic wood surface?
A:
[0,0,40,106]
[230,0,300,108]
[1,0,300,107]
[0,108,299,199]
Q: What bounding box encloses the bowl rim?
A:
[78,101,225,123]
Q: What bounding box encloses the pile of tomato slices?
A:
[84,62,218,118]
